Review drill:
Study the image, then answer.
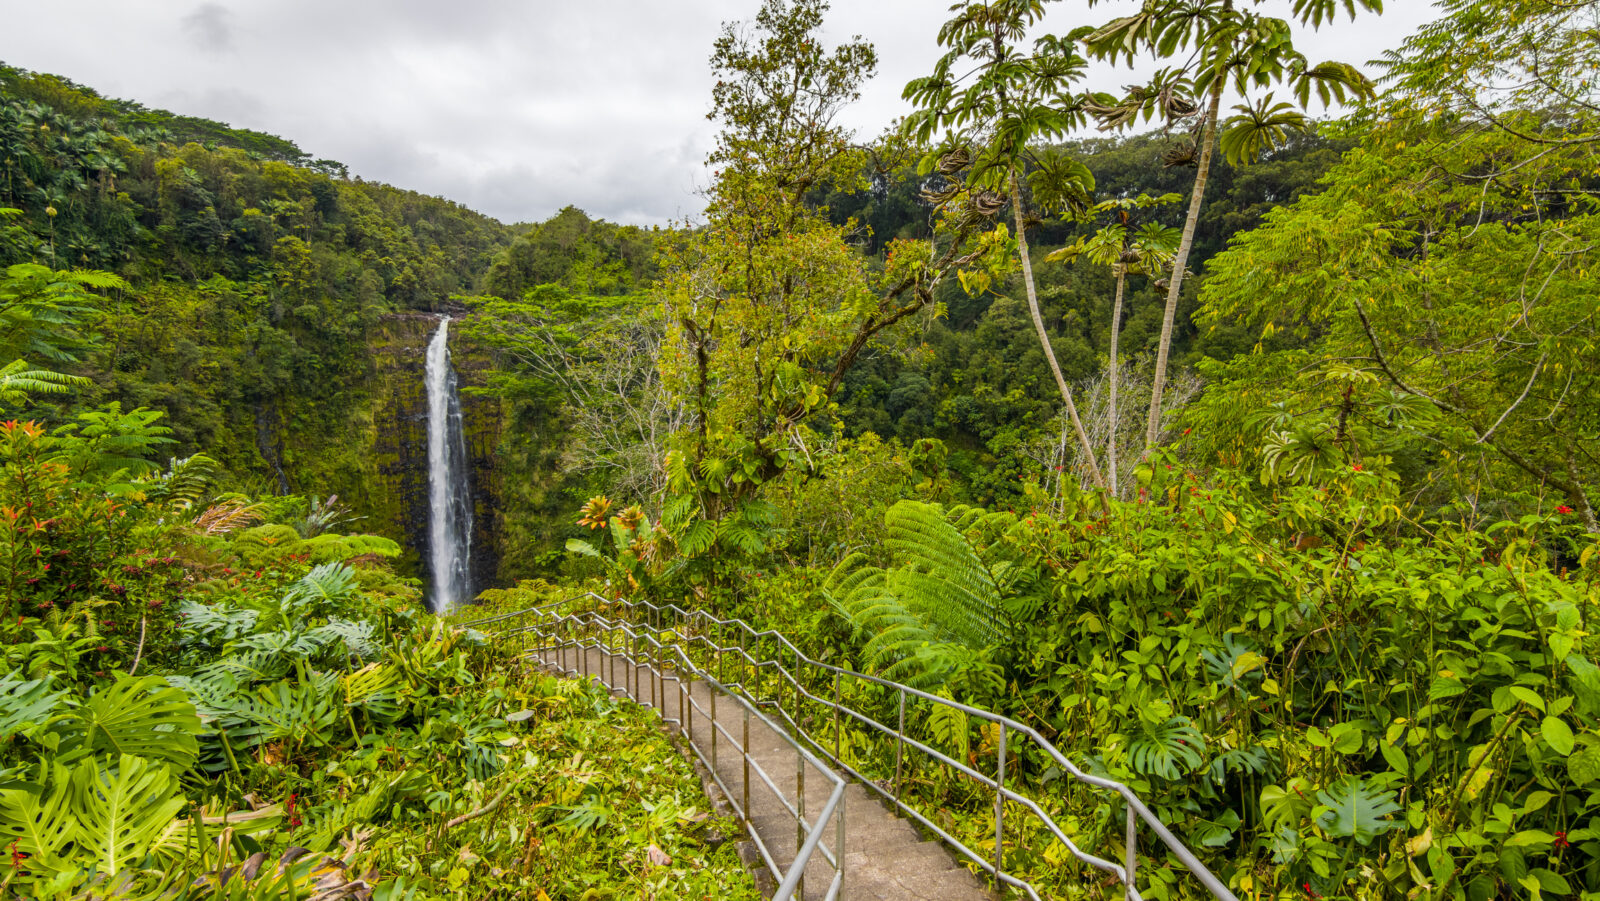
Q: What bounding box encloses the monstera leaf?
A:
[0,756,188,884]
[1127,716,1206,780]
[0,670,66,742]
[72,755,188,876]
[1314,776,1401,844]
[0,763,79,882]
[53,676,201,768]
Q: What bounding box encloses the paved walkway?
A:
[528,642,992,901]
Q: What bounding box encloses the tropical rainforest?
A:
[0,0,1597,897]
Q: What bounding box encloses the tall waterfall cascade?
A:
[425,316,473,612]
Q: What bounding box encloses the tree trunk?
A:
[1009,169,1107,493]
[1108,266,1126,497]
[1144,81,1225,451]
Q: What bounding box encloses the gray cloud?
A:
[181,2,234,53]
[3,0,1439,227]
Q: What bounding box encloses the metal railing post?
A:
[994,723,1007,899]
[1126,803,1138,889]
[833,671,842,762]
[894,687,907,796]
[710,679,719,772]
[836,782,847,890]
[742,704,751,820]
[796,737,806,899]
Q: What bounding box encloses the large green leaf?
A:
[71,755,188,877]
[0,670,66,742]
[0,764,78,882]
[1314,776,1401,844]
[54,676,201,768]
[1126,716,1206,780]
[1541,716,1575,756]
[1568,746,1600,787]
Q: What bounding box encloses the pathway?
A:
[527,642,992,901]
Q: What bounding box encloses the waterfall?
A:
[425,316,473,612]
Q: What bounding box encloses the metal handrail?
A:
[471,600,847,900]
[465,593,1238,901]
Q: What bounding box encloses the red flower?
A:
[1556,505,1574,515]
[1352,464,1362,472]
[1554,831,1570,851]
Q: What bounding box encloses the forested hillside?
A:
[2,0,1598,897]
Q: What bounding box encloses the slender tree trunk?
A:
[1144,81,1225,451]
[1107,266,1126,497]
[1009,169,1107,493]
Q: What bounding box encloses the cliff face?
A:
[450,320,503,595]
[365,313,501,595]
[255,312,503,594]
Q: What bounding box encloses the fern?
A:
[0,359,88,405]
[140,453,220,510]
[192,497,266,535]
[828,501,1011,689]
[556,798,611,832]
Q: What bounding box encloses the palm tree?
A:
[1047,195,1179,494]
[904,0,1111,492]
[1082,0,1379,451]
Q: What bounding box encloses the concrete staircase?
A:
[530,643,992,901]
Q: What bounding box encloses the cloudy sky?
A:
[2,1,1439,226]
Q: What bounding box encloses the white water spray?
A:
[425,316,473,612]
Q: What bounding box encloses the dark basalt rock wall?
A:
[366,312,501,594]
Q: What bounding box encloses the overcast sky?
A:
[1,1,1439,227]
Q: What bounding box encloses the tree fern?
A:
[139,453,219,510]
[827,501,1011,689]
[0,359,88,406]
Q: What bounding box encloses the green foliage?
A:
[1193,113,1600,527]
[485,206,656,300]
[53,676,201,768]
[0,262,117,364]
[1313,776,1400,845]
[828,500,1010,693]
